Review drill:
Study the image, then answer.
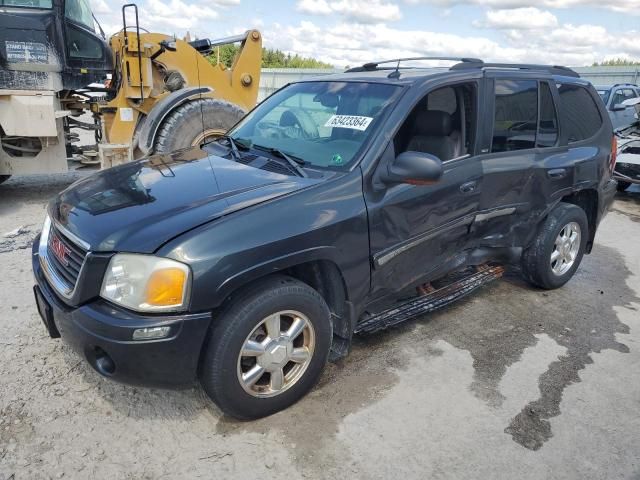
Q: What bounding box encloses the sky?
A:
[90,0,640,68]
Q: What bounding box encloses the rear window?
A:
[557,84,603,143]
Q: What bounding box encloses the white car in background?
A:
[596,84,640,130]
[615,100,640,192]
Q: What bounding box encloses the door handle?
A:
[459,181,477,194]
[547,168,567,179]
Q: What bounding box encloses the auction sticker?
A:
[325,115,373,131]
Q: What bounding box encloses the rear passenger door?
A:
[473,73,564,247]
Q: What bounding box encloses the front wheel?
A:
[521,203,588,290]
[200,276,332,420]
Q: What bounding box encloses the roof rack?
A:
[346,56,482,73]
[450,61,580,78]
[346,57,580,79]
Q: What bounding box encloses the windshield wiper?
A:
[218,135,250,161]
[253,144,308,178]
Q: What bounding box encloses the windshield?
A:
[228,81,402,169]
[65,0,94,29]
[0,0,52,6]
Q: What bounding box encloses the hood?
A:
[51,147,320,253]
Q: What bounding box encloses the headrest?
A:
[413,110,452,137]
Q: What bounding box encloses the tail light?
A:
[609,135,618,174]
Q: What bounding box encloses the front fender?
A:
[214,246,342,308]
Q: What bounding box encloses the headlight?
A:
[100,254,191,313]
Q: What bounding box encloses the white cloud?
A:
[296,0,402,23]
[297,0,333,14]
[404,0,640,14]
[476,7,558,29]
[265,19,639,68]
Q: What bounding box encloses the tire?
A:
[0,175,10,185]
[200,275,332,420]
[616,181,631,192]
[154,98,245,154]
[521,203,589,290]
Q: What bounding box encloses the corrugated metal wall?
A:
[573,67,640,86]
[258,66,640,100]
[259,68,340,100]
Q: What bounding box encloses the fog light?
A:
[133,326,171,340]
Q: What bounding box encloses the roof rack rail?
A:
[450,61,580,78]
[346,56,482,73]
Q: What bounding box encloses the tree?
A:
[207,45,334,69]
[592,58,640,67]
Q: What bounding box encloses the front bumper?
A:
[32,242,212,387]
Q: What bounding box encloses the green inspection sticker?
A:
[331,153,343,165]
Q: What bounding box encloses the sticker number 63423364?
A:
[324,115,373,131]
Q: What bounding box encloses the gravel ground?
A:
[1,174,639,479]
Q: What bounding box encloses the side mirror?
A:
[611,103,627,112]
[381,151,443,185]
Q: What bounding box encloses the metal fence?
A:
[258,66,640,101]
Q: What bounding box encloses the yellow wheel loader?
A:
[0,1,261,183]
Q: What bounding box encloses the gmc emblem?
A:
[49,233,70,267]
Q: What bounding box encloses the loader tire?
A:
[154,98,245,154]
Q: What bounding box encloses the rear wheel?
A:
[521,203,588,290]
[616,181,631,192]
[200,276,332,420]
[154,98,245,154]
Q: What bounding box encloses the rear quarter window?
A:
[557,84,603,143]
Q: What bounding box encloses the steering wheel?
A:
[279,109,319,139]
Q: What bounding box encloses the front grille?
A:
[46,225,88,291]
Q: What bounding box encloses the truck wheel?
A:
[521,203,588,290]
[0,175,10,185]
[154,98,245,154]
[200,275,332,420]
[616,181,631,192]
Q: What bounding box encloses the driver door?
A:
[365,80,484,298]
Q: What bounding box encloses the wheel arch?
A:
[210,251,355,362]
[136,86,212,156]
[560,188,598,253]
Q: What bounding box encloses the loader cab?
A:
[60,0,112,89]
[0,0,112,91]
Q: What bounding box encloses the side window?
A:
[491,80,537,152]
[537,82,559,148]
[393,82,477,162]
[611,88,636,108]
[557,84,603,143]
[66,24,103,59]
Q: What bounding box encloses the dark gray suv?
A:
[33,58,618,419]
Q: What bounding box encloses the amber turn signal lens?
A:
[144,268,187,307]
